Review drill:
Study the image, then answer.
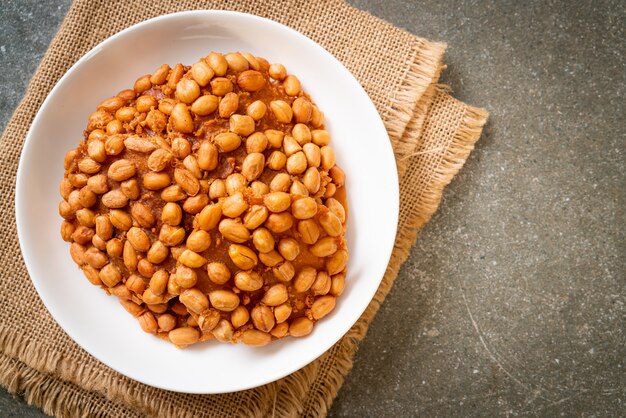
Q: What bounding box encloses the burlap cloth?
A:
[0,0,488,416]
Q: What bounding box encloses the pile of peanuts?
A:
[59,52,348,347]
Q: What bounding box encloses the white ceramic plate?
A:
[16,11,398,394]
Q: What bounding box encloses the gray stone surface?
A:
[0,0,624,417]
[0,0,72,133]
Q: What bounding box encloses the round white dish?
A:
[15,10,399,394]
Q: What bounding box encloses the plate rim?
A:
[15,9,400,393]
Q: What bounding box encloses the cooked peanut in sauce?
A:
[59,52,347,347]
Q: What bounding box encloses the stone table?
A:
[0,0,623,416]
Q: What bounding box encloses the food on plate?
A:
[58,52,348,347]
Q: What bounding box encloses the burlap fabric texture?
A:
[0,0,488,416]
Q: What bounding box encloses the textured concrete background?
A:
[1,0,624,417]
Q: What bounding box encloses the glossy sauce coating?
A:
[60,52,348,347]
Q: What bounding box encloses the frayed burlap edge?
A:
[0,325,157,417]
[0,320,280,418]
[0,353,142,418]
[395,81,440,178]
[408,103,488,231]
[384,41,446,177]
